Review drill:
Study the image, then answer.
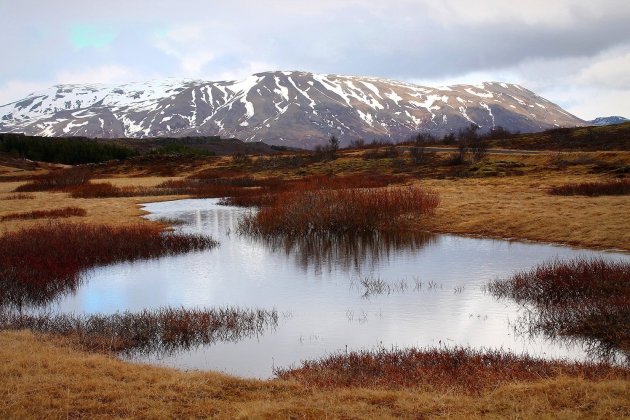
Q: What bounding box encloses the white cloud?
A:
[153,25,218,76]
[424,0,629,26]
[576,50,630,89]
[0,80,50,106]
[566,89,630,120]
[56,65,136,85]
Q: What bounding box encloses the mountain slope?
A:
[589,116,629,126]
[0,71,585,148]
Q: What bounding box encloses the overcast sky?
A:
[1,0,629,119]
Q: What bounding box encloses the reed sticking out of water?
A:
[0,307,278,355]
[274,346,628,393]
[238,186,439,236]
[486,257,630,361]
[0,223,218,309]
[356,276,425,298]
[548,179,630,196]
[1,207,86,221]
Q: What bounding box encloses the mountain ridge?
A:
[0,70,585,148]
[589,116,629,126]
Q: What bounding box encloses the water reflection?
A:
[253,231,437,273]
[4,198,628,378]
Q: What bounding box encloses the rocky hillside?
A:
[0,71,585,148]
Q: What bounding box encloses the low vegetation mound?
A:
[238,186,439,236]
[487,258,630,360]
[14,167,93,192]
[549,179,630,196]
[0,307,278,355]
[1,207,86,221]
[0,223,217,308]
[275,346,629,393]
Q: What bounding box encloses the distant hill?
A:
[0,71,585,148]
[589,116,629,126]
[0,133,279,165]
[484,122,630,151]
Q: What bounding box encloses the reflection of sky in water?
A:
[42,199,630,378]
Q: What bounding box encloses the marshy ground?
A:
[1,128,629,418]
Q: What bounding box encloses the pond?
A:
[40,199,630,378]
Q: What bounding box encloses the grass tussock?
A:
[0,307,278,355]
[14,167,92,192]
[275,346,629,393]
[239,186,439,236]
[3,193,34,200]
[1,207,86,221]
[67,182,166,198]
[222,173,406,207]
[0,223,217,308]
[487,258,630,360]
[549,178,630,196]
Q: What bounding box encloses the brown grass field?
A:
[1,331,629,419]
[0,139,629,418]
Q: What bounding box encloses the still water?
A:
[46,199,630,377]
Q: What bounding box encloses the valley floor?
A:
[0,147,629,418]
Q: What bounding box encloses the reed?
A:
[0,307,278,355]
[238,186,439,236]
[274,346,629,393]
[1,207,86,221]
[549,179,630,196]
[0,223,218,309]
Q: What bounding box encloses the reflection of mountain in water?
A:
[253,231,437,272]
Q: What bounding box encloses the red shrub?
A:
[14,167,92,192]
[275,346,628,393]
[0,223,217,308]
[549,179,630,196]
[239,186,439,235]
[1,207,86,221]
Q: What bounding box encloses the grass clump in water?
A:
[0,223,218,309]
[0,307,278,355]
[238,186,439,236]
[275,346,629,393]
[487,257,630,361]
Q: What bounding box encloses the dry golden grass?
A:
[0,177,181,233]
[419,172,630,251]
[1,331,628,419]
[1,150,629,418]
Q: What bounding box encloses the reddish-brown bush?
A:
[238,186,439,235]
[275,346,628,393]
[549,179,630,196]
[0,223,217,308]
[14,167,92,192]
[221,173,407,207]
[1,207,86,221]
[4,193,35,200]
[487,258,630,359]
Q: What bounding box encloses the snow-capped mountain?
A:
[0,71,585,147]
[589,116,629,126]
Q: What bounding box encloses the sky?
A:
[1,0,629,120]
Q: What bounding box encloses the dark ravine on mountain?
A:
[0,70,585,148]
